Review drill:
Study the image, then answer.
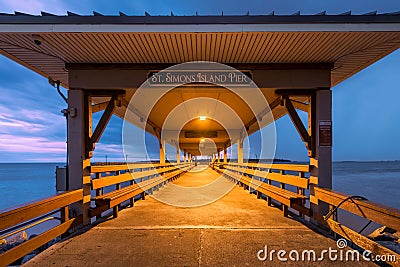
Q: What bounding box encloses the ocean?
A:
[0,163,60,211]
[333,161,400,209]
[1,161,399,211]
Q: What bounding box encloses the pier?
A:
[0,11,400,266]
[18,167,374,266]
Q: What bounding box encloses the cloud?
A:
[0,134,66,153]
[0,114,46,133]
[0,104,65,136]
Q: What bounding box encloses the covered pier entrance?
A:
[0,12,400,266]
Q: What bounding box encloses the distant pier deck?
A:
[24,167,370,266]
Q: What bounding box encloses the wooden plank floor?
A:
[25,166,373,266]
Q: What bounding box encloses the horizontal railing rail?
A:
[91,163,191,189]
[91,166,179,190]
[228,162,310,173]
[0,189,83,266]
[315,187,400,266]
[216,162,310,190]
[215,162,311,217]
[90,162,188,173]
[89,163,194,219]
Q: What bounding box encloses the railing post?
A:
[67,89,92,226]
[159,139,166,165]
[176,148,181,163]
[223,148,227,163]
[309,89,332,225]
[60,205,69,239]
[237,138,243,164]
[95,173,102,221]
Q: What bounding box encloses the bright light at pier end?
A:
[199,116,207,121]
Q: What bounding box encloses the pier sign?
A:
[148,70,253,86]
[319,120,332,147]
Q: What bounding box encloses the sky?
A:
[0,0,399,162]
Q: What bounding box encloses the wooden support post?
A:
[176,148,180,163]
[95,173,102,220]
[114,171,121,188]
[309,89,332,225]
[67,89,92,226]
[60,206,69,239]
[159,139,165,165]
[113,206,118,218]
[223,148,227,164]
[283,95,311,148]
[237,138,243,164]
[267,179,272,206]
[297,187,305,217]
[282,205,289,217]
[129,180,134,207]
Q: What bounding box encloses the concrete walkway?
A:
[25,166,372,266]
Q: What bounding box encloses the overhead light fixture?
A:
[199,116,207,121]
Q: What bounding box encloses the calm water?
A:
[0,161,399,211]
[333,161,400,209]
[0,163,61,211]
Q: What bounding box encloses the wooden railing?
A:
[315,187,400,266]
[214,162,311,217]
[90,163,190,193]
[89,163,193,218]
[0,189,83,266]
[227,162,309,188]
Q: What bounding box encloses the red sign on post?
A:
[319,120,332,147]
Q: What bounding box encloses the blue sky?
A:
[0,0,399,162]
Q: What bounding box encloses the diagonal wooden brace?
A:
[282,95,311,149]
[87,92,124,156]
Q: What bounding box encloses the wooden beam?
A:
[66,63,333,71]
[92,101,109,113]
[227,165,309,189]
[275,89,318,95]
[229,162,310,173]
[283,95,311,147]
[291,100,309,113]
[67,65,331,90]
[91,167,172,190]
[315,187,400,231]
[86,89,126,97]
[0,219,76,267]
[0,190,82,231]
[245,96,283,129]
[326,219,400,266]
[89,95,116,148]
[90,163,159,173]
